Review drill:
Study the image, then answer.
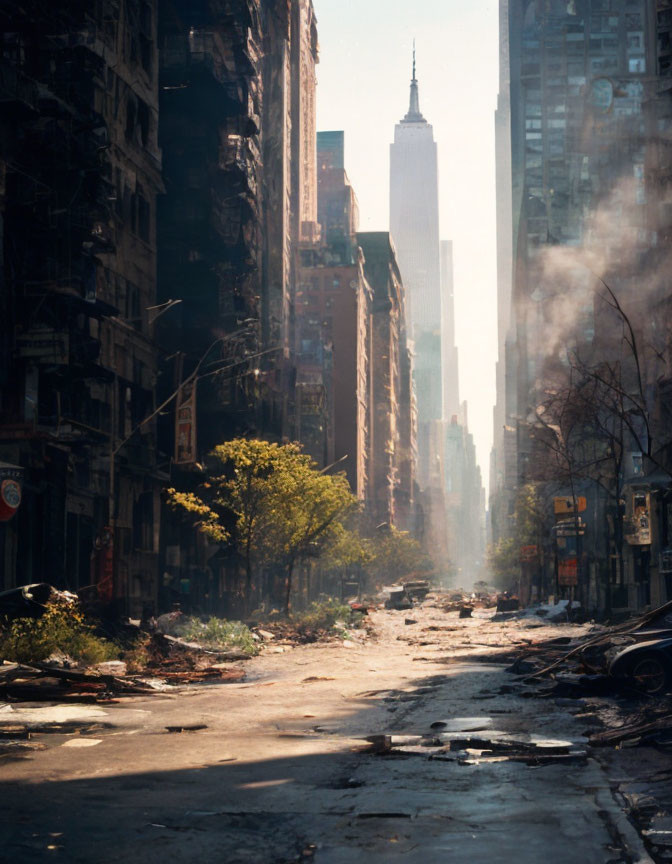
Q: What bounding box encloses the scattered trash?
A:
[364,734,392,754]
[496,595,520,613]
[382,586,412,611]
[165,724,208,733]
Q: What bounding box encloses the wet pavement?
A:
[0,603,656,863]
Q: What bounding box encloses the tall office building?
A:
[440,240,460,422]
[498,0,672,609]
[489,0,516,546]
[390,52,442,484]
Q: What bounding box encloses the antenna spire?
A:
[403,40,425,123]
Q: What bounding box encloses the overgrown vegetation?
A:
[0,600,118,666]
[167,439,359,613]
[167,439,437,617]
[363,526,433,587]
[176,616,259,655]
[291,596,363,639]
[487,484,545,590]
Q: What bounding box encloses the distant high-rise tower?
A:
[390,48,442,484]
[441,240,460,422]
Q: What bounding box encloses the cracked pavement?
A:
[0,602,656,863]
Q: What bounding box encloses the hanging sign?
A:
[175,379,197,465]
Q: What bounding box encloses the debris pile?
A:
[0,660,156,702]
[248,598,371,645]
[144,633,247,683]
[501,601,672,751]
[0,584,251,701]
[361,730,587,767]
[494,598,581,623]
[509,601,672,684]
[0,583,77,621]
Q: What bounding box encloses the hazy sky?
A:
[314,0,500,493]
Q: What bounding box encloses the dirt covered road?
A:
[0,602,655,863]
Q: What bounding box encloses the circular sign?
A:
[0,478,21,521]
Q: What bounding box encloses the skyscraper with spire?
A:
[390,48,442,485]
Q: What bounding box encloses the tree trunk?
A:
[244,537,253,617]
[284,560,295,616]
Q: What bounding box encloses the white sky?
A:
[314,0,500,495]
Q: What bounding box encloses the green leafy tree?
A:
[514,483,545,548]
[167,439,357,613]
[364,526,433,588]
[486,537,518,590]
[321,522,372,572]
[488,483,545,592]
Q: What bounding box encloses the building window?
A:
[125,95,150,148]
[627,32,644,52]
[133,491,154,552]
[126,280,140,323]
[138,195,150,242]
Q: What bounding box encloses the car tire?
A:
[629,652,672,695]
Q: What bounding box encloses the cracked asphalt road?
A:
[0,602,654,863]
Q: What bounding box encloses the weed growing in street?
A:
[176,617,259,655]
[292,596,362,639]
[0,599,118,666]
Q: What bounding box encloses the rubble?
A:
[382,586,413,610]
[0,625,251,703]
[0,584,77,621]
[0,661,156,701]
[494,598,582,623]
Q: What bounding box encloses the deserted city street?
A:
[2,1,672,862]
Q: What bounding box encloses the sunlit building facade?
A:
[390,56,442,486]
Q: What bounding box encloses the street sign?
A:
[520,545,538,562]
[0,462,23,522]
[558,558,578,586]
[554,516,586,537]
[554,496,587,515]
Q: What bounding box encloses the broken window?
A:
[126,280,140,322]
[130,191,138,233]
[125,97,137,141]
[133,490,154,552]
[138,193,150,242]
[140,2,152,75]
[125,94,150,148]
[137,98,149,146]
